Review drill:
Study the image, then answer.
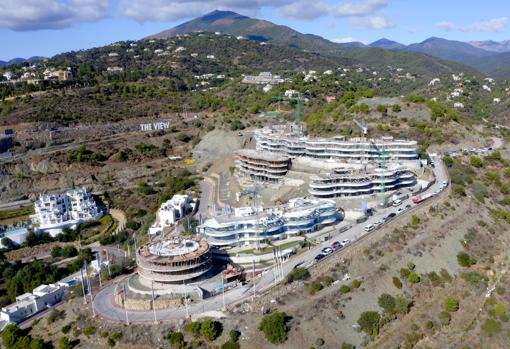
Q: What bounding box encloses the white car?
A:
[341,239,351,245]
[397,208,404,214]
[364,224,375,232]
[374,221,382,227]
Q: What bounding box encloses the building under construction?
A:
[235,149,290,183]
[309,165,417,198]
[254,125,418,162]
[136,237,212,288]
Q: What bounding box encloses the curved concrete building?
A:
[136,238,212,287]
[198,198,340,247]
[255,126,418,162]
[235,149,290,183]
[309,167,416,198]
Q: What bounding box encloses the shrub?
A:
[357,311,380,335]
[457,252,476,267]
[200,319,221,341]
[229,330,240,343]
[411,215,420,226]
[378,294,396,313]
[61,245,78,258]
[340,285,351,294]
[482,318,502,336]
[51,246,63,258]
[342,343,356,349]
[259,312,289,344]
[470,156,483,168]
[168,331,186,349]
[425,320,434,329]
[185,321,201,337]
[83,326,97,337]
[126,221,141,230]
[221,341,240,349]
[58,336,72,349]
[177,133,191,142]
[444,296,459,312]
[494,303,506,318]
[286,267,310,283]
[392,104,401,113]
[394,295,413,314]
[323,276,333,287]
[400,268,411,279]
[306,281,323,295]
[407,272,420,284]
[439,311,451,326]
[392,276,403,289]
[352,279,361,289]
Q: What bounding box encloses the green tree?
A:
[168,331,186,349]
[200,319,221,341]
[259,312,289,344]
[184,321,201,337]
[51,246,63,258]
[394,295,413,314]
[378,294,396,313]
[340,284,351,294]
[357,311,380,335]
[444,296,459,312]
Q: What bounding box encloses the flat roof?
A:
[236,149,289,162]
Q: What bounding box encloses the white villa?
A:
[31,188,103,236]
[149,194,196,236]
[0,283,68,329]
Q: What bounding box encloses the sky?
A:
[0,0,509,60]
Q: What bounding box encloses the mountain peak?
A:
[201,10,247,21]
[369,38,405,50]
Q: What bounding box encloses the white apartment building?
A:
[254,126,418,162]
[309,165,417,198]
[149,194,195,236]
[0,283,68,325]
[198,197,340,246]
[31,188,103,236]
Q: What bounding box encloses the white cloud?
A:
[330,0,388,17]
[461,17,507,32]
[352,15,394,29]
[120,0,389,22]
[332,37,358,43]
[435,21,455,32]
[0,0,110,31]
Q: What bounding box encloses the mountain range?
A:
[2,10,509,79]
[149,10,510,79]
[0,56,46,67]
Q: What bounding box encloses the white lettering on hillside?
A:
[140,121,171,132]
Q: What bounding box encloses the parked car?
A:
[364,224,375,232]
[397,208,404,214]
[331,241,342,250]
[322,247,334,255]
[373,221,382,227]
[392,199,402,207]
[341,239,351,245]
[405,204,412,209]
[315,253,326,261]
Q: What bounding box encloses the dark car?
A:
[315,253,326,261]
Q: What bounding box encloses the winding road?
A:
[92,154,450,323]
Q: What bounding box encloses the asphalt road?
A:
[92,157,449,323]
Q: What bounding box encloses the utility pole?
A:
[183,280,189,318]
[85,260,95,317]
[106,249,111,279]
[123,284,129,325]
[221,273,226,310]
[151,281,158,324]
[79,268,87,304]
[252,260,256,301]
